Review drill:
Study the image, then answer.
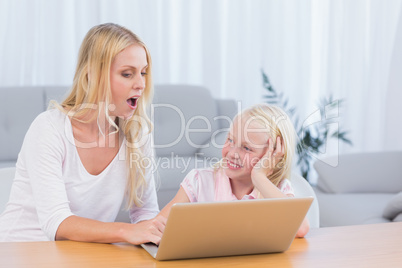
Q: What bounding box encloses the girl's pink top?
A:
[181,168,295,202]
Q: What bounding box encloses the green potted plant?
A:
[261,70,352,181]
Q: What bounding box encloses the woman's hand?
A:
[124,215,167,245]
[251,136,285,179]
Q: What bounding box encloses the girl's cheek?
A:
[221,146,229,158]
[250,157,260,167]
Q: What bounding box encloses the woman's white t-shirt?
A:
[0,109,159,242]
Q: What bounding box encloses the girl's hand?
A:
[251,136,285,179]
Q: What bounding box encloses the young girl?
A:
[159,103,310,238]
[0,23,165,244]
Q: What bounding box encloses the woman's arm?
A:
[56,215,166,245]
[26,114,165,245]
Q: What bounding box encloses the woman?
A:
[0,23,165,245]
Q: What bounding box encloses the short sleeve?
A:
[180,169,201,202]
[278,179,295,197]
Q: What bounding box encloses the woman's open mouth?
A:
[127,97,138,110]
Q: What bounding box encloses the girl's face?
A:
[222,116,270,182]
[110,44,148,119]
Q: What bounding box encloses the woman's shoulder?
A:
[19,109,70,161]
[28,108,70,137]
[32,108,67,124]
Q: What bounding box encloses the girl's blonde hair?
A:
[216,103,296,187]
[241,103,296,186]
[53,23,153,208]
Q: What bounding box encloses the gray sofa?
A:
[0,85,237,210]
[313,151,402,227]
[0,85,320,227]
[0,86,68,168]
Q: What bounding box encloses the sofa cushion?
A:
[194,99,237,160]
[215,99,238,129]
[0,167,16,212]
[393,213,402,222]
[314,152,402,194]
[313,187,393,227]
[152,85,219,157]
[0,87,44,161]
[0,161,16,169]
[383,192,402,221]
[43,86,70,107]
[196,131,228,159]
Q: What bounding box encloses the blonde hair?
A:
[216,103,296,187]
[52,23,153,208]
[241,104,296,186]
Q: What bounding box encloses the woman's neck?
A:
[70,109,117,136]
[69,109,120,149]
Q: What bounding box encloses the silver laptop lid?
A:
[145,197,313,261]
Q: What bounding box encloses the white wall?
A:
[1,0,402,171]
[386,8,402,151]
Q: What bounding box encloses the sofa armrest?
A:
[314,152,402,194]
[0,87,45,162]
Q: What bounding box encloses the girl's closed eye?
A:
[141,72,148,76]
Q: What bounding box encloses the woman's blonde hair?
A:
[216,103,296,187]
[53,23,153,208]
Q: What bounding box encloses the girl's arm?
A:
[252,173,310,237]
[251,136,310,238]
[251,172,288,198]
[158,186,190,218]
[296,217,310,238]
[251,136,287,198]
[252,173,310,238]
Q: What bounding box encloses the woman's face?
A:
[110,44,148,119]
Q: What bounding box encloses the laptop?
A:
[141,197,313,261]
